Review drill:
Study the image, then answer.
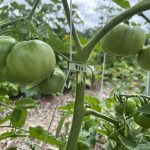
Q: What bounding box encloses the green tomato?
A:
[3,40,56,85]
[101,23,145,57]
[134,112,150,128]
[0,36,17,79]
[37,68,65,94]
[115,98,136,115]
[137,45,150,71]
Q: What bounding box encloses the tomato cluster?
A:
[0,36,65,94]
[115,98,136,116]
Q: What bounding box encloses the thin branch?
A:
[84,108,119,127]
[139,12,150,24]
[119,94,150,99]
[0,0,40,30]
[0,17,26,30]
[62,0,82,50]
[28,0,40,21]
[81,1,150,62]
[0,101,14,109]
[0,126,28,133]
[55,51,70,62]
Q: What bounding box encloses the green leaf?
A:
[0,116,9,124]
[0,96,10,104]
[0,107,7,113]
[10,109,27,128]
[0,131,25,140]
[0,132,14,140]
[118,135,136,150]
[57,101,74,112]
[96,129,109,136]
[134,143,150,150]
[113,0,130,8]
[15,98,37,109]
[106,98,116,109]
[37,23,69,53]
[137,104,150,115]
[85,95,101,112]
[56,112,70,137]
[29,126,65,147]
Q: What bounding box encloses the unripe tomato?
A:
[115,98,136,115]
[3,40,56,85]
[101,23,145,57]
[137,46,150,70]
[37,68,65,94]
[0,36,17,79]
[134,112,150,128]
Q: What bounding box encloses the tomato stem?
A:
[62,0,82,50]
[84,108,119,127]
[0,17,26,30]
[138,13,150,24]
[28,0,40,21]
[0,101,14,109]
[65,73,85,150]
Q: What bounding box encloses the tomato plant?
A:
[0,0,150,150]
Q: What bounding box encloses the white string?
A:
[41,1,73,149]
[99,0,112,99]
[100,53,106,98]
[146,72,150,96]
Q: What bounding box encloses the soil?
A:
[0,81,115,150]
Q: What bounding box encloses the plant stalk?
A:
[0,101,14,109]
[138,13,150,24]
[66,72,85,150]
[28,0,40,21]
[0,0,40,30]
[0,17,26,30]
[62,0,82,50]
[84,108,119,127]
[81,1,150,62]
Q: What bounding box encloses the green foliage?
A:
[10,109,27,128]
[15,98,37,109]
[29,126,65,148]
[0,0,150,149]
[113,0,130,8]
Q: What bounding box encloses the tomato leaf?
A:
[29,126,65,147]
[57,101,74,112]
[113,0,130,8]
[137,104,150,115]
[118,135,136,149]
[10,109,27,128]
[15,98,37,109]
[85,95,101,112]
[56,112,70,137]
[134,143,150,150]
[0,131,25,140]
[37,23,69,53]
[0,115,9,124]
